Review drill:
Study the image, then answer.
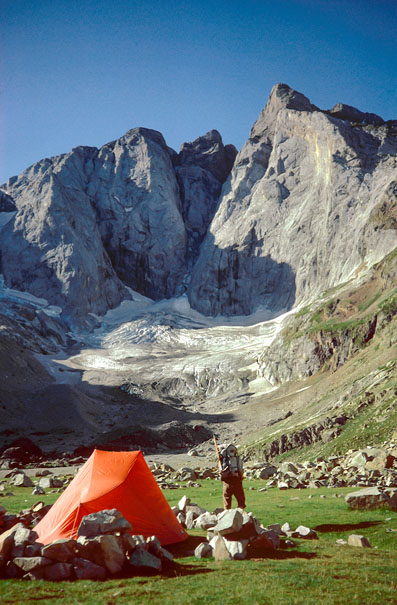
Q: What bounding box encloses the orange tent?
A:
[34,450,188,545]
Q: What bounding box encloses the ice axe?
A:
[213,435,222,470]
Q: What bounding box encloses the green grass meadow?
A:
[0,480,396,604]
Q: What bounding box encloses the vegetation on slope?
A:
[247,248,397,462]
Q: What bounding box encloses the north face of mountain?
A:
[86,127,187,300]
[1,83,396,327]
[188,83,397,316]
[0,128,234,325]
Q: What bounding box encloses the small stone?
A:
[96,534,125,573]
[194,512,218,530]
[38,477,63,489]
[291,525,318,539]
[41,539,76,562]
[178,495,190,512]
[32,486,46,496]
[176,512,186,526]
[335,539,348,546]
[194,542,213,558]
[146,535,162,557]
[11,526,38,557]
[348,534,371,548]
[267,523,283,535]
[158,546,173,562]
[122,533,143,554]
[185,510,195,530]
[43,562,73,581]
[77,509,132,537]
[76,534,125,573]
[24,543,43,557]
[212,509,243,536]
[0,524,24,567]
[13,556,52,572]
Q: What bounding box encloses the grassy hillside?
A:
[242,249,397,463]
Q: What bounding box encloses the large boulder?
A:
[211,509,244,536]
[41,539,76,562]
[345,487,397,510]
[77,509,132,537]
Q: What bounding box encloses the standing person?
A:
[219,443,246,509]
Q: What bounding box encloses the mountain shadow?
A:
[189,229,296,317]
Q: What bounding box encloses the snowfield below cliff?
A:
[63,293,292,410]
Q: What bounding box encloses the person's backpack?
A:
[220,444,243,480]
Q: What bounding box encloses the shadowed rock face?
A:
[0,128,235,325]
[188,83,397,316]
[175,130,237,255]
[0,83,396,324]
[87,127,187,300]
[0,148,128,327]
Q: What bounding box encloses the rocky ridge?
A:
[1,84,395,326]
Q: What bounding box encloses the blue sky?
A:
[1,0,396,183]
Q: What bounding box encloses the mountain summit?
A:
[1,84,396,327]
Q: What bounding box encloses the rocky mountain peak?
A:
[1,83,395,327]
[188,84,397,317]
[267,82,314,113]
[250,83,314,140]
[177,129,237,184]
[119,126,169,149]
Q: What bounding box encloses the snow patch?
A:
[0,211,16,228]
[0,274,62,315]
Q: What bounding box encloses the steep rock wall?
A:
[188,84,397,316]
[0,128,235,324]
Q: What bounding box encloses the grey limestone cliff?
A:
[1,84,396,326]
[188,84,397,316]
[0,128,234,325]
[0,148,128,326]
